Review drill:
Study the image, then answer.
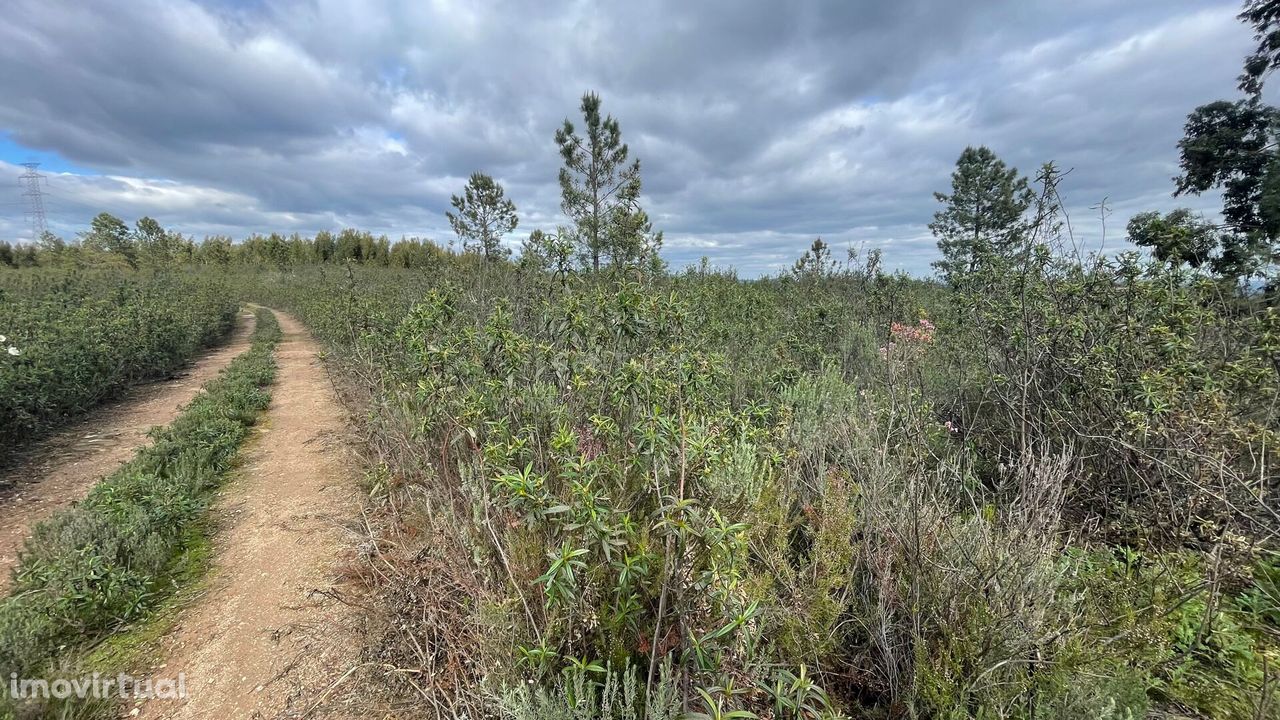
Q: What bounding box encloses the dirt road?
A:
[135,311,360,720]
[0,311,257,591]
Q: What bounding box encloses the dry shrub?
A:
[341,459,512,717]
[848,451,1083,716]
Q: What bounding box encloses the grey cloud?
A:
[0,0,1258,275]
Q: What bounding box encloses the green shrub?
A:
[229,251,1277,719]
[0,269,238,454]
[0,308,279,685]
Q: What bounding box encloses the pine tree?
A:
[555,92,656,271]
[447,172,518,261]
[929,146,1034,286]
[792,237,835,279]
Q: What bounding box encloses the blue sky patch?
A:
[0,134,97,176]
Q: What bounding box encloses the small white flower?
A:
[7,346,19,356]
[0,335,6,343]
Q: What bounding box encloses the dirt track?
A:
[134,311,360,720]
[0,311,257,592]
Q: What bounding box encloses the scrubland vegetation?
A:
[231,221,1275,718]
[4,223,1277,718]
[0,308,278,714]
[0,4,1278,719]
[0,270,238,455]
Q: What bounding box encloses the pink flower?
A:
[888,318,935,345]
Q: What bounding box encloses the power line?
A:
[19,162,48,238]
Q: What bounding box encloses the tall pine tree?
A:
[555,92,657,271]
[929,146,1033,286]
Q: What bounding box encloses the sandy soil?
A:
[0,311,257,592]
[134,311,360,720]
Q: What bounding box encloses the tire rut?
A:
[0,311,258,592]
[134,311,360,720]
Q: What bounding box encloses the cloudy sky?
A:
[0,0,1261,275]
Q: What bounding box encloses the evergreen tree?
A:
[446,172,518,261]
[929,146,1034,286]
[81,212,137,267]
[555,92,658,271]
[792,237,835,279]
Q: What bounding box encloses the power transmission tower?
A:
[19,162,48,239]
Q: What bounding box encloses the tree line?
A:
[2,92,664,276]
